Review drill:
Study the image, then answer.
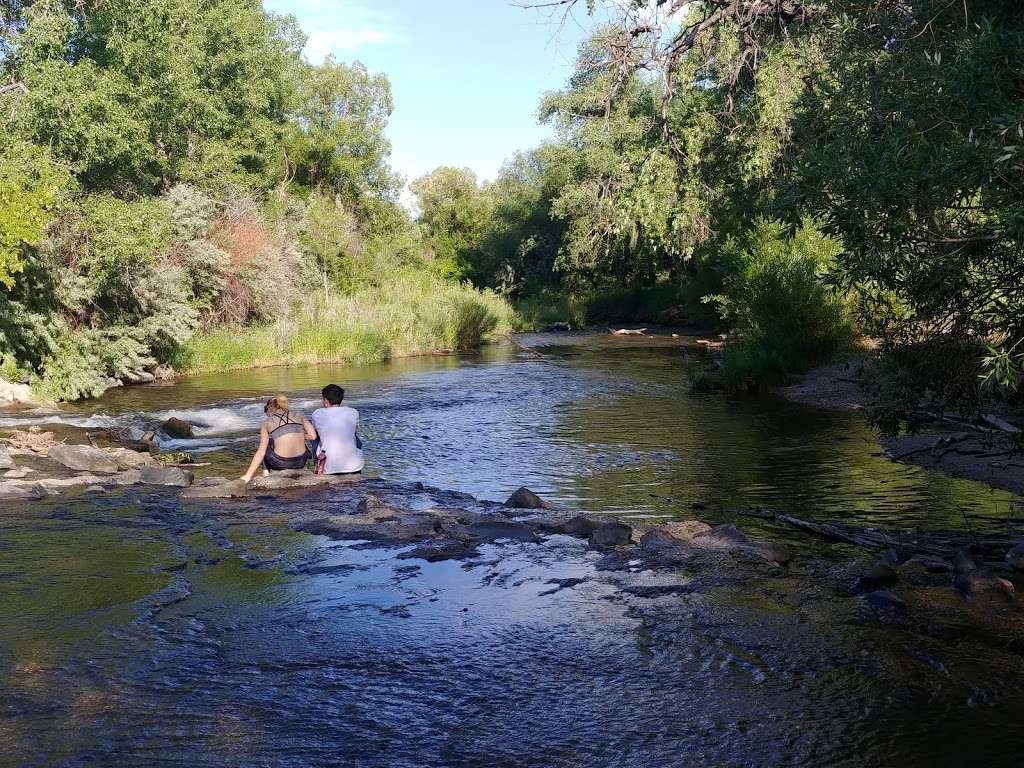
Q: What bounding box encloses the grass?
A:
[182,271,515,373]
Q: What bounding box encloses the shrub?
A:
[709,217,853,389]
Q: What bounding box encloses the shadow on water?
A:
[1,333,1023,766]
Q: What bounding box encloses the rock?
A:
[181,479,248,499]
[106,447,154,470]
[954,547,979,574]
[397,539,478,563]
[110,470,142,486]
[545,321,572,332]
[660,520,712,542]
[1006,543,1024,572]
[954,570,1015,599]
[854,561,899,593]
[250,474,322,491]
[124,440,159,455]
[692,523,791,564]
[880,547,913,567]
[638,529,680,551]
[357,495,399,518]
[152,364,175,381]
[862,590,907,613]
[589,521,633,548]
[84,485,107,494]
[562,515,599,538]
[0,378,38,407]
[158,417,194,440]
[139,465,194,487]
[141,430,157,444]
[124,370,155,385]
[4,467,33,479]
[48,444,119,474]
[0,446,13,469]
[462,520,539,543]
[505,486,549,509]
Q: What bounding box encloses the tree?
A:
[411,167,495,282]
[285,57,398,207]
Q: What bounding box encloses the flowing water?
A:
[1,333,1022,767]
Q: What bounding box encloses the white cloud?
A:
[265,0,397,61]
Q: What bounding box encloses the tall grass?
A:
[182,271,515,372]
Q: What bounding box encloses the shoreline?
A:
[775,358,1024,498]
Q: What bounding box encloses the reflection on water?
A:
[5,334,1020,525]
[1,334,1023,766]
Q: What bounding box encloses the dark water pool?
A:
[1,333,1023,766]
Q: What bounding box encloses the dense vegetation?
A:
[2,0,1021,427]
[410,0,1023,427]
[0,0,511,400]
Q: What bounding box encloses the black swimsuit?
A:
[264,412,310,471]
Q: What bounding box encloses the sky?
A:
[262,0,599,188]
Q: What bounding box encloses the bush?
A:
[183,272,515,372]
[710,218,853,389]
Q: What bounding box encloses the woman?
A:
[240,394,317,483]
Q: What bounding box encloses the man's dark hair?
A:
[321,384,345,405]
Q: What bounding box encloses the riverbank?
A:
[776,357,1024,498]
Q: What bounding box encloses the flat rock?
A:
[181,479,248,499]
[660,520,713,542]
[0,446,13,470]
[48,444,119,474]
[397,539,478,563]
[692,523,791,564]
[461,520,539,543]
[106,447,155,470]
[638,529,680,551]
[589,521,633,548]
[4,467,32,479]
[505,486,549,509]
[110,470,142,485]
[139,465,194,487]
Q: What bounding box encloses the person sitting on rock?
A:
[310,384,364,475]
[241,393,317,483]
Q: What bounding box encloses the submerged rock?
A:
[398,539,478,563]
[158,417,194,440]
[861,590,907,613]
[692,523,791,565]
[181,478,248,499]
[48,445,119,474]
[461,520,539,543]
[140,465,194,487]
[589,521,633,548]
[505,486,549,509]
[1005,543,1024,572]
[854,561,899,593]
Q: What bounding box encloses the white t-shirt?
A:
[311,405,364,474]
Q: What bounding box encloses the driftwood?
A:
[611,327,647,336]
[771,512,1016,569]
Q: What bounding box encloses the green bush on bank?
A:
[182,272,514,373]
[709,218,854,389]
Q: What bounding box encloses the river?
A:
[1,332,1022,766]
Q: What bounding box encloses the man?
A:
[310,384,364,474]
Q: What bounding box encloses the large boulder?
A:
[0,446,13,470]
[0,378,38,407]
[139,465,194,487]
[505,486,549,509]
[48,444,119,474]
[158,417,194,440]
[589,521,633,548]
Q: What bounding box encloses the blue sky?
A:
[263,0,598,187]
